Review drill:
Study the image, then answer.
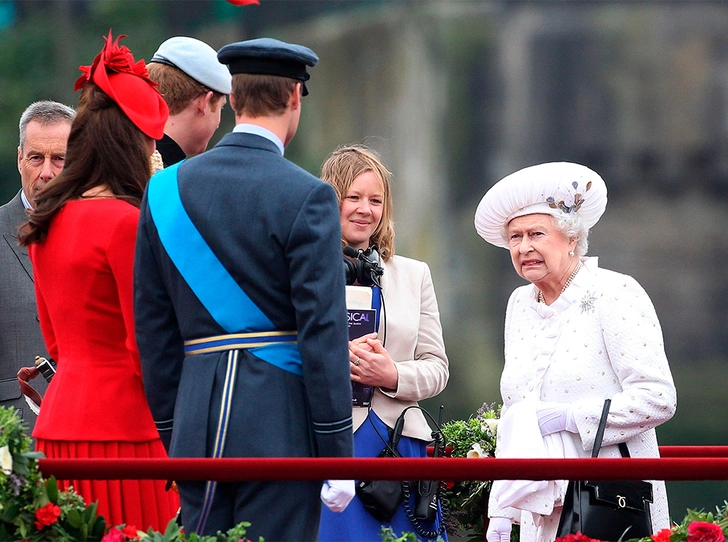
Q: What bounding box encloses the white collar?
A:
[20,190,32,211]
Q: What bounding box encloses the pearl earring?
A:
[569,250,575,257]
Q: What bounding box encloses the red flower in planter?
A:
[556,533,602,542]
[101,528,125,542]
[34,503,61,530]
[687,522,725,542]
[652,528,674,542]
[122,525,139,540]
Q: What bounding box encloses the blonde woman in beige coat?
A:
[318,144,450,541]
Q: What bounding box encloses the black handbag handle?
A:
[592,399,611,457]
[592,398,631,458]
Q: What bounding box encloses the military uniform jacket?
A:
[0,190,47,427]
[134,132,353,461]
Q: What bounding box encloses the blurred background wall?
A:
[1,0,727,522]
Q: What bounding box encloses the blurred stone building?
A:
[279,1,728,516]
[1,0,726,519]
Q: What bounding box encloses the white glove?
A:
[536,401,578,435]
[320,479,355,512]
[486,517,513,542]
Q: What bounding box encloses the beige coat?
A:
[351,255,449,441]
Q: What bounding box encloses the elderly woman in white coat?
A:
[318,144,450,541]
[474,162,676,542]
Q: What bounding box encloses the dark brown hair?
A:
[230,73,298,117]
[19,83,151,246]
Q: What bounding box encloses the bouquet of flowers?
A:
[439,402,500,541]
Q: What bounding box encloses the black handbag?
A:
[356,444,404,522]
[556,399,654,542]
[356,405,446,538]
[356,407,411,522]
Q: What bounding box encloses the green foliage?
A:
[378,525,445,542]
[138,518,262,542]
[0,405,46,539]
[656,502,728,542]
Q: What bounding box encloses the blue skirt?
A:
[319,411,447,542]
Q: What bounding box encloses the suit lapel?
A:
[2,191,33,281]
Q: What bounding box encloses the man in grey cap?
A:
[148,36,232,167]
[135,38,354,540]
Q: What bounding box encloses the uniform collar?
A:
[233,123,284,156]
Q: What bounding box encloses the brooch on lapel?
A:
[580,291,597,313]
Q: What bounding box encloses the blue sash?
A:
[146,164,303,376]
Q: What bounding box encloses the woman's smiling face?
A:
[506,213,575,289]
[340,170,383,250]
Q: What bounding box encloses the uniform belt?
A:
[184,331,298,355]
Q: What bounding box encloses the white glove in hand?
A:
[537,401,577,435]
[320,479,355,512]
[486,517,513,542]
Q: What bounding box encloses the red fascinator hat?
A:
[75,30,169,140]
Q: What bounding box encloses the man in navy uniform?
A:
[134,38,354,540]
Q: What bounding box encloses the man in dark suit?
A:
[134,38,354,540]
[0,100,74,429]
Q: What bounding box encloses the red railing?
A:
[37,447,728,482]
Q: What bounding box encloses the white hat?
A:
[151,37,232,94]
[474,162,608,248]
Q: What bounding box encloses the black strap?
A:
[592,398,632,458]
[384,405,447,539]
[592,399,611,457]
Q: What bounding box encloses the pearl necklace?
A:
[538,261,582,304]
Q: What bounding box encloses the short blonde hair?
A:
[320,145,395,261]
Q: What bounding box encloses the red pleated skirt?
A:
[36,439,180,532]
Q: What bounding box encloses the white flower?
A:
[467,443,486,458]
[0,445,12,475]
[482,418,499,433]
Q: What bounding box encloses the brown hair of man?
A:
[20,84,151,246]
[230,74,298,118]
[148,63,225,116]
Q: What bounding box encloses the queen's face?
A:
[340,170,383,251]
[506,214,575,289]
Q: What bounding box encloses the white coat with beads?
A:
[489,257,677,542]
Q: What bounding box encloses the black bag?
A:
[356,405,446,538]
[556,399,654,542]
[356,444,404,523]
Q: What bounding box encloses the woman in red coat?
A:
[19,31,178,531]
